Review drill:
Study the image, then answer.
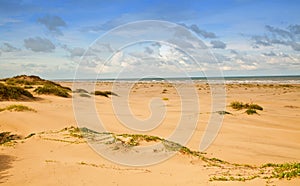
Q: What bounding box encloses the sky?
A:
[0,0,299,79]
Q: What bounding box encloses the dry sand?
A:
[0,82,300,185]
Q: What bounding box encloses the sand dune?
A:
[0,82,300,185]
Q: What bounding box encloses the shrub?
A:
[34,84,70,98]
[92,91,118,97]
[230,101,245,110]
[230,101,263,113]
[2,104,36,112]
[0,132,21,145]
[0,83,34,101]
[245,109,257,115]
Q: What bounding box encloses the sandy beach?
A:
[1,80,300,185]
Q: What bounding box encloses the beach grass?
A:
[230,101,263,115]
[92,90,118,97]
[34,83,71,98]
[0,83,34,101]
[0,104,36,112]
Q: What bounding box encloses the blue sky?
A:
[0,0,299,79]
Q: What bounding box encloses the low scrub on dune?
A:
[230,101,263,115]
[0,104,36,112]
[0,83,34,101]
[92,90,118,97]
[0,132,21,145]
[34,83,71,98]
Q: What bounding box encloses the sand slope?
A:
[1,82,300,185]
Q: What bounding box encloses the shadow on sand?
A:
[0,155,15,184]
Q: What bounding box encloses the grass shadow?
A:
[0,155,15,183]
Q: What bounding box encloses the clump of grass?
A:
[73,89,88,93]
[245,109,257,115]
[25,133,35,139]
[0,132,21,145]
[0,83,34,101]
[162,97,169,101]
[261,162,300,180]
[79,93,91,98]
[230,101,245,110]
[230,101,263,115]
[216,111,232,115]
[34,83,71,98]
[92,91,118,97]
[0,104,36,112]
[24,85,33,89]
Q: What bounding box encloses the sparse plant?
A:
[34,83,70,98]
[245,109,258,115]
[0,104,36,112]
[92,90,118,97]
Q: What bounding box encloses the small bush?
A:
[162,97,169,101]
[230,101,245,110]
[0,132,21,145]
[34,84,70,98]
[245,109,257,115]
[5,105,36,112]
[92,91,118,97]
[216,111,232,115]
[248,104,263,111]
[230,101,263,114]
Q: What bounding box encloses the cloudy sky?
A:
[0,0,299,79]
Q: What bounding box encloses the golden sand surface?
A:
[0,82,299,185]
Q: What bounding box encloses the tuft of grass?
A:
[230,101,245,110]
[0,132,21,145]
[0,104,36,112]
[245,109,258,115]
[230,101,263,114]
[73,89,88,93]
[261,162,300,180]
[216,111,232,115]
[34,83,71,98]
[79,93,91,98]
[92,91,118,97]
[0,83,34,101]
[162,97,169,101]
[248,104,263,111]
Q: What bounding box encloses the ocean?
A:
[58,75,300,84]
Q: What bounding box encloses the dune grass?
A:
[230,101,263,115]
[0,83,34,101]
[92,90,118,97]
[0,132,21,145]
[0,104,36,112]
[34,83,71,98]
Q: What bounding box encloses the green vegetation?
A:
[216,111,232,115]
[245,109,257,115]
[73,89,88,93]
[92,90,118,97]
[1,75,72,99]
[230,101,263,115]
[262,162,300,180]
[0,104,36,112]
[34,83,71,98]
[0,132,21,145]
[0,83,34,101]
[79,93,91,98]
